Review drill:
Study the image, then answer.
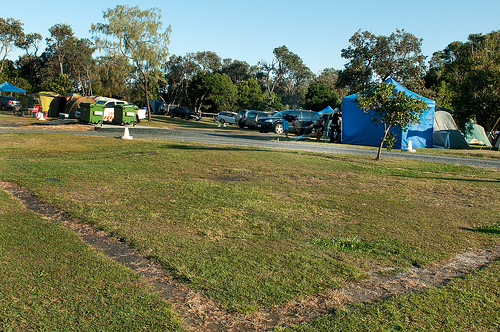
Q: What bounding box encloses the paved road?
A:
[1,122,500,169]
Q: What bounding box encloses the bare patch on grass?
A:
[2,180,499,332]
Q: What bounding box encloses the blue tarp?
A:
[0,81,26,93]
[341,77,435,149]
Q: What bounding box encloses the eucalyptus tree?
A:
[427,31,500,131]
[93,55,134,97]
[256,45,313,108]
[315,68,347,99]
[163,51,221,106]
[338,29,426,93]
[220,59,252,85]
[15,32,42,88]
[163,54,198,105]
[41,23,95,95]
[92,5,171,121]
[46,23,74,76]
[0,17,24,76]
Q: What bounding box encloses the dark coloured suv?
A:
[0,96,22,111]
[169,107,201,120]
[256,110,322,135]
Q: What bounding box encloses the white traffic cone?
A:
[404,140,415,152]
[121,127,133,140]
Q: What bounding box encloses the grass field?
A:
[285,260,500,331]
[0,188,183,331]
[1,113,499,330]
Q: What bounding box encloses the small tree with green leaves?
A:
[356,82,428,160]
[91,5,171,121]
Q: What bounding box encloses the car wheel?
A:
[185,115,190,120]
[274,123,284,134]
[1,105,5,111]
[170,113,174,118]
[220,119,225,125]
[238,123,245,128]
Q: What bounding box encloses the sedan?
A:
[0,96,22,111]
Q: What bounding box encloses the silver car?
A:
[0,96,22,111]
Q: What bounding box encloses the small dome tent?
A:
[341,78,435,150]
[462,120,492,147]
[433,107,469,148]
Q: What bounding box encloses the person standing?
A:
[282,115,290,138]
[330,110,341,143]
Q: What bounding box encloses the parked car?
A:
[169,107,201,120]
[256,109,322,135]
[252,111,277,129]
[235,109,265,128]
[216,111,237,124]
[0,96,22,111]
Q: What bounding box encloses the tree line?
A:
[1,6,499,131]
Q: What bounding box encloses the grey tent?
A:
[433,109,469,148]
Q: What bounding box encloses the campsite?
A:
[1,4,500,330]
[0,109,499,330]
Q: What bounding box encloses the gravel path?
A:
[1,122,499,169]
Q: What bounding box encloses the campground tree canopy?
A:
[356,82,428,160]
[427,31,500,131]
[91,5,171,121]
[338,29,426,94]
[0,17,24,77]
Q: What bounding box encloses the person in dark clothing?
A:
[330,110,341,143]
[307,120,324,142]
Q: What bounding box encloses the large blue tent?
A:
[341,77,435,149]
[0,81,26,93]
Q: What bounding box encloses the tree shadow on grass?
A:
[393,173,500,184]
[461,226,500,235]
[160,143,273,153]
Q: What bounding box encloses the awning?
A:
[0,81,26,93]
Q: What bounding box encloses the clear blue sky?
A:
[3,0,500,74]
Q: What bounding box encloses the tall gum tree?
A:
[91,5,171,121]
[0,17,24,77]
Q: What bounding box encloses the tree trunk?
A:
[376,125,391,161]
[138,64,151,122]
[86,66,93,96]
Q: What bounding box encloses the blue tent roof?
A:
[0,81,26,93]
[341,77,435,149]
[318,106,334,114]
